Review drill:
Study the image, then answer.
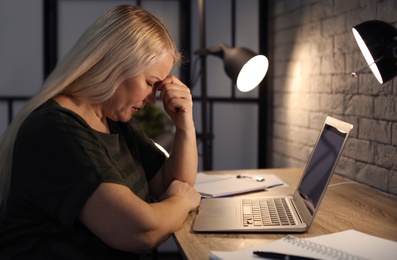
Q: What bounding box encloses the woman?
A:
[0,4,200,259]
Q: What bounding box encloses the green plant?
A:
[134,105,174,139]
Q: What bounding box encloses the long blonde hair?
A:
[0,4,180,213]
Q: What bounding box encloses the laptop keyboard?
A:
[242,198,296,227]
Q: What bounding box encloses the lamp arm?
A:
[193,48,209,56]
[194,44,226,58]
[351,55,384,77]
[206,45,224,55]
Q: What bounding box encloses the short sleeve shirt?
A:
[0,99,166,259]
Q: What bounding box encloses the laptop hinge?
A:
[290,198,303,224]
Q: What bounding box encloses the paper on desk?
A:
[194,172,285,198]
[210,230,397,260]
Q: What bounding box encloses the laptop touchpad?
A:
[199,205,237,218]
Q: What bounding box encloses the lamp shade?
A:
[352,20,397,84]
[207,44,269,92]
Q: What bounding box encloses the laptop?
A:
[193,116,353,232]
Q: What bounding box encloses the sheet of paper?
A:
[194,172,285,197]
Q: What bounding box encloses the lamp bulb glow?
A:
[236,55,269,92]
[352,28,383,84]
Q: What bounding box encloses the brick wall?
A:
[267,0,397,195]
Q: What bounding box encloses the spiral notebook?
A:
[210,230,397,260]
[194,173,285,197]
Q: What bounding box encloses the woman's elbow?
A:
[138,231,170,252]
[105,228,170,253]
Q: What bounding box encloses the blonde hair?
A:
[0,4,181,213]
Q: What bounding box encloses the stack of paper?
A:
[194,172,285,197]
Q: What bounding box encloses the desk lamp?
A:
[196,0,268,170]
[205,43,269,92]
[194,44,268,170]
[352,20,397,84]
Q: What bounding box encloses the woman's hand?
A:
[159,180,201,212]
[157,75,194,131]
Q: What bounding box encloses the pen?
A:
[253,251,319,260]
[236,175,265,182]
[266,183,284,188]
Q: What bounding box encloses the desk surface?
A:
[173,168,397,259]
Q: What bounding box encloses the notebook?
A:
[210,229,397,260]
[193,116,353,232]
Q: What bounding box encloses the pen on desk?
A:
[236,175,265,182]
[253,251,318,260]
[266,183,284,189]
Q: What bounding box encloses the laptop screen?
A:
[298,124,347,215]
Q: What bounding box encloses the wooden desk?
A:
[173,168,397,259]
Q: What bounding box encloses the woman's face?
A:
[103,52,174,122]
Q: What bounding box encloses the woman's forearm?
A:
[163,127,198,187]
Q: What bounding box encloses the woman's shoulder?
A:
[16,99,108,157]
[19,99,91,141]
[27,99,89,128]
